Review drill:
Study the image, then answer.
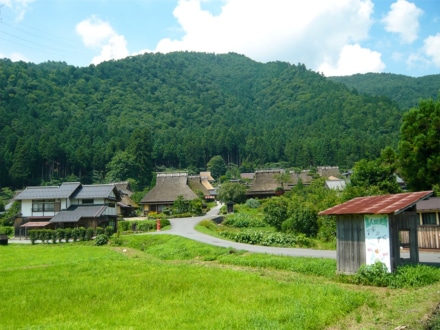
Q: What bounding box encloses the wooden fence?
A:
[400,226,440,249]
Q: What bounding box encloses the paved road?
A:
[157,203,440,264]
[8,203,440,264]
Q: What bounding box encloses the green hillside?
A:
[329,72,440,111]
[0,52,408,188]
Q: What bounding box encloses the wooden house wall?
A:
[390,212,419,268]
[336,214,365,274]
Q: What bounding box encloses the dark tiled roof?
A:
[417,197,440,211]
[50,205,107,223]
[140,173,198,204]
[319,191,433,216]
[14,182,81,200]
[72,184,117,200]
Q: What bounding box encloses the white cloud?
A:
[0,0,35,21]
[0,51,28,62]
[76,16,129,65]
[424,33,440,67]
[318,44,385,76]
[382,0,423,44]
[155,0,376,74]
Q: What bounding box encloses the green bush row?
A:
[118,219,171,233]
[219,230,314,247]
[352,261,440,288]
[28,226,113,244]
[0,226,14,236]
[222,213,268,228]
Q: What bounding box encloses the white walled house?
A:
[14,182,120,233]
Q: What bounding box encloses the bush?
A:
[317,216,336,242]
[96,227,105,235]
[104,226,114,237]
[198,219,218,231]
[95,234,109,246]
[56,228,65,243]
[72,228,80,242]
[29,230,38,245]
[78,227,86,241]
[219,230,314,248]
[0,226,14,236]
[85,227,94,241]
[353,262,391,287]
[245,198,260,209]
[222,213,267,228]
[282,206,318,237]
[64,228,72,242]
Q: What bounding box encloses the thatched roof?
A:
[246,170,283,195]
[188,175,210,196]
[200,171,214,182]
[288,170,313,186]
[140,173,197,204]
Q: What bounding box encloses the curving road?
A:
[154,202,337,259]
[155,202,440,264]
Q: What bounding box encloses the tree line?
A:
[0,52,435,189]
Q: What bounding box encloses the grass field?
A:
[1,235,440,329]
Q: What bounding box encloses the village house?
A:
[140,172,198,214]
[14,182,120,236]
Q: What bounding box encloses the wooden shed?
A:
[319,191,433,274]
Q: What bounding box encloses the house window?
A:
[32,200,55,212]
[82,199,94,204]
[422,213,437,225]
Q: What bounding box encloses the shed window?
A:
[422,213,437,225]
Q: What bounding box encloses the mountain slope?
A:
[0,52,407,187]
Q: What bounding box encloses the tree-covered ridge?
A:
[0,52,405,188]
[328,72,440,111]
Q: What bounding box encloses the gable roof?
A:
[319,191,433,216]
[246,170,283,194]
[72,184,118,200]
[14,182,81,200]
[416,197,440,211]
[325,179,346,190]
[140,173,198,204]
[50,205,107,223]
[200,171,214,181]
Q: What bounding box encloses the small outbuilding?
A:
[319,191,433,274]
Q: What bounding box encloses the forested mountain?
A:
[329,73,440,111]
[0,52,409,188]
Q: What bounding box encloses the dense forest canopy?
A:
[329,73,440,111]
[0,52,433,189]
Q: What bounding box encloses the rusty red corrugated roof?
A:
[319,191,433,216]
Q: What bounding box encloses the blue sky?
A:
[0,0,438,77]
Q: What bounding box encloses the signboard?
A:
[364,214,391,272]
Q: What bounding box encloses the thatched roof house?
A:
[140,173,198,214]
[246,170,284,198]
[188,175,216,200]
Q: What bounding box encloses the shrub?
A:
[219,230,314,248]
[104,226,114,237]
[85,227,94,241]
[282,206,318,237]
[0,226,14,236]
[72,228,80,242]
[198,219,218,231]
[56,228,65,243]
[29,230,38,245]
[64,228,72,242]
[222,213,267,228]
[353,262,391,287]
[78,227,86,241]
[118,221,130,232]
[95,234,109,246]
[317,216,336,242]
[96,227,105,235]
[245,198,260,209]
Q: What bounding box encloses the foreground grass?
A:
[1,237,440,329]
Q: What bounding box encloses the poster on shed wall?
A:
[364,214,391,272]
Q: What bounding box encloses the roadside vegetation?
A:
[2,236,440,329]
